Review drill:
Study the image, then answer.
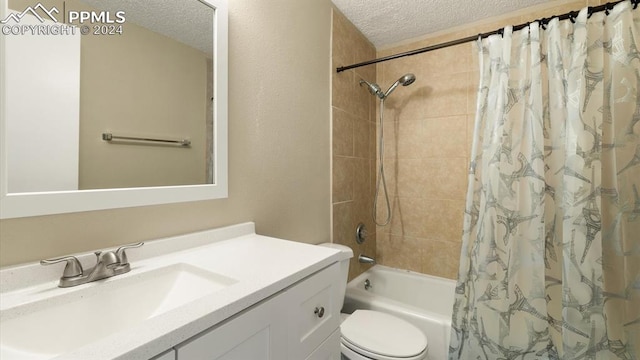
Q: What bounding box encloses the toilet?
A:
[320,243,428,360]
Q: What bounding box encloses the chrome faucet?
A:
[41,242,144,288]
[358,254,376,264]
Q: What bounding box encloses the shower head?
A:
[399,73,416,86]
[359,79,384,99]
[383,73,416,98]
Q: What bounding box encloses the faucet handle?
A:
[40,256,83,278]
[115,242,144,265]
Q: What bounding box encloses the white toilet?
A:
[320,243,428,360]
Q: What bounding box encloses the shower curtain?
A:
[449,2,639,359]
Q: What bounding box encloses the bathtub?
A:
[342,265,456,360]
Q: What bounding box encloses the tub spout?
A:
[358,254,376,264]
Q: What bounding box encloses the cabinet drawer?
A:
[285,263,340,359]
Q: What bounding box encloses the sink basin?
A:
[0,263,237,359]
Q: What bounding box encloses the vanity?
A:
[0,223,346,359]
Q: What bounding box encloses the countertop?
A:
[0,223,343,359]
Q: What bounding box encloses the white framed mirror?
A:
[0,0,228,219]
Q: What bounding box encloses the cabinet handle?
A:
[314,306,325,318]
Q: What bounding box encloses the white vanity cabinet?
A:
[151,350,177,360]
[174,263,340,360]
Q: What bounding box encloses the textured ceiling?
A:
[331,0,559,48]
[80,0,214,56]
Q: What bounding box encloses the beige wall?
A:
[7,0,209,189]
[373,0,606,279]
[0,0,332,266]
[331,8,377,281]
[79,16,209,189]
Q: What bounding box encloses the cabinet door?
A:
[175,294,287,360]
[285,263,340,359]
[305,329,341,360]
[150,349,176,360]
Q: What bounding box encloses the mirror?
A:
[0,0,228,218]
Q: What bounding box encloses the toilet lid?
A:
[341,310,427,358]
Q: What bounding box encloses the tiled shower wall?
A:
[331,8,377,281]
[374,0,609,279]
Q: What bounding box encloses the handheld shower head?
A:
[400,73,416,86]
[359,79,384,99]
[384,73,416,98]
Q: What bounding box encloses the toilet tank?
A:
[319,243,353,310]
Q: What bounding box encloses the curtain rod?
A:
[336,0,635,73]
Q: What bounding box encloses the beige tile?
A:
[370,158,378,199]
[353,198,374,244]
[421,158,468,201]
[353,158,370,203]
[332,68,354,111]
[385,197,465,241]
[422,115,468,158]
[423,239,462,279]
[379,121,394,160]
[354,120,370,159]
[355,65,377,122]
[470,43,481,73]
[334,199,378,281]
[353,33,376,65]
[333,201,353,244]
[353,74,374,121]
[333,107,353,157]
[331,9,354,66]
[332,68,372,122]
[378,158,397,198]
[380,119,425,160]
[334,201,359,281]
[380,87,427,123]
[386,196,428,238]
[381,51,423,82]
[351,227,377,280]
[331,7,377,123]
[369,95,378,123]
[427,200,466,242]
[377,233,424,274]
[369,120,378,160]
[377,48,394,59]
[353,61,377,89]
[394,159,426,198]
[376,158,426,200]
[467,115,477,159]
[333,156,354,203]
[412,43,471,79]
[467,71,480,115]
[373,192,396,229]
[422,72,468,118]
[374,164,467,225]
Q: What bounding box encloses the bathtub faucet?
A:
[358,254,376,264]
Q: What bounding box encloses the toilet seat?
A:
[340,310,428,360]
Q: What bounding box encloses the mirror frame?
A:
[0,0,228,219]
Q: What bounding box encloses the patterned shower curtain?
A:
[449,2,639,359]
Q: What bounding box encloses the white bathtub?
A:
[342,265,456,360]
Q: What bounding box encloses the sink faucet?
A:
[40,242,144,288]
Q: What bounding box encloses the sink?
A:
[0,263,237,359]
